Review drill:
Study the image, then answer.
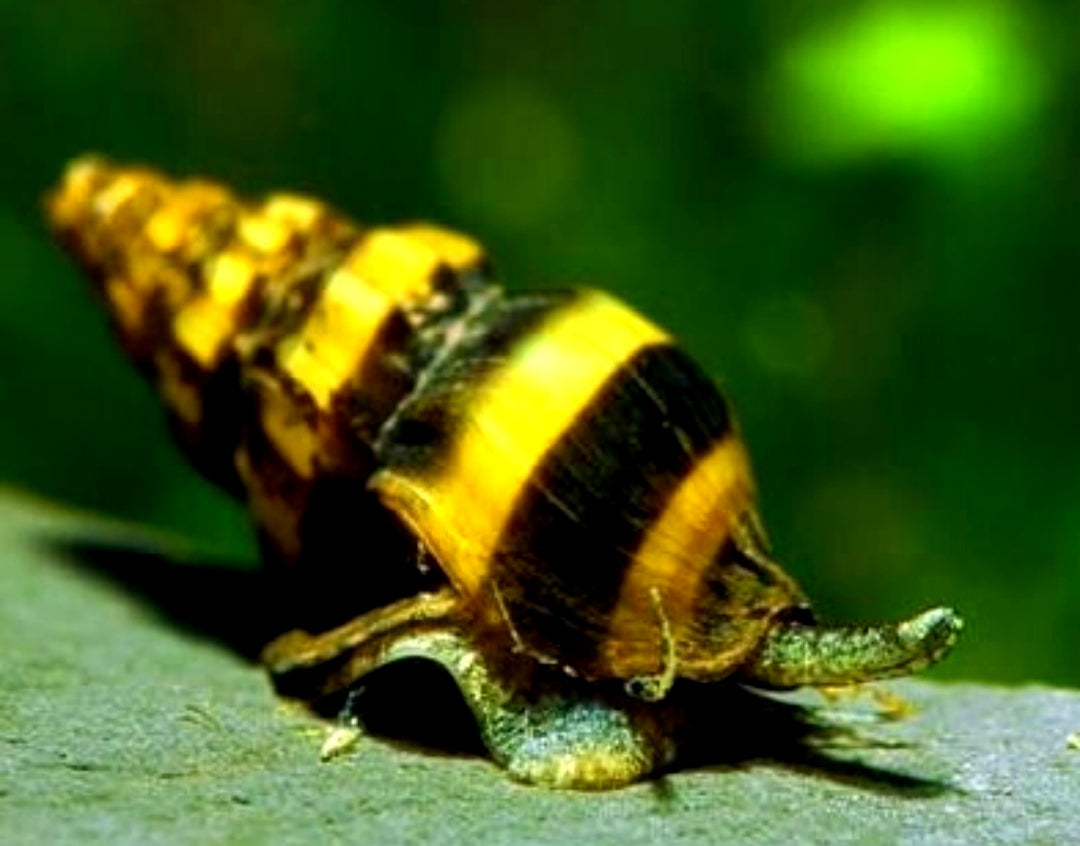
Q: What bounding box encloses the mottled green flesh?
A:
[265,592,675,789]
[742,606,963,689]
[375,631,675,789]
[267,594,961,787]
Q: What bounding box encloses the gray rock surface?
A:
[2,491,1078,845]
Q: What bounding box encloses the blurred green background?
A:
[0,0,1075,686]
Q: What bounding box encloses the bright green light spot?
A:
[767,2,1047,166]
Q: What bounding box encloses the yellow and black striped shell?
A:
[47,158,806,685]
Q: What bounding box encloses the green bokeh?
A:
[765,2,1047,166]
[0,0,1076,686]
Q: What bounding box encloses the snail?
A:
[47,157,961,789]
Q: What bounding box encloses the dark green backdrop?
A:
[1,0,1075,685]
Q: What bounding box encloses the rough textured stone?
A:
[2,491,1077,844]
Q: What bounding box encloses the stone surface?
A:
[2,491,1078,845]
